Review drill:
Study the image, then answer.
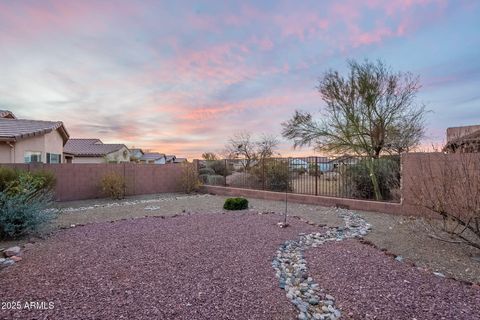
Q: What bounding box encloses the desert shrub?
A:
[199,174,210,184]
[0,167,18,192]
[0,182,55,239]
[207,160,231,176]
[265,161,292,192]
[345,157,400,200]
[223,197,249,210]
[179,162,201,194]
[207,174,225,186]
[30,170,56,191]
[198,167,215,175]
[100,172,125,200]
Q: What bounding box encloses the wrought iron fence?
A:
[198,155,401,203]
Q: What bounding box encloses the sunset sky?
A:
[0,0,479,159]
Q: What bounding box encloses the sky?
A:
[0,0,479,159]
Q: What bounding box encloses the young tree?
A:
[282,59,427,200]
[282,59,426,157]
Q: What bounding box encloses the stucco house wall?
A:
[71,146,130,164]
[0,130,65,163]
[0,143,12,163]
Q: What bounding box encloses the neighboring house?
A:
[130,148,144,162]
[166,155,176,163]
[444,124,480,153]
[140,152,167,164]
[0,110,69,163]
[64,139,130,163]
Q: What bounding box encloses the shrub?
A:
[0,167,18,192]
[223,197,249,210]
[265,161,292,192]
[100,172,125,200]
[208,160,231,176]
[31,170,56,191]
[179,162,201,194]
[199,174,210,184]
[345,157,400,200]
[0,182,55,239]
[207,174,225,186]
[198,167,215,175]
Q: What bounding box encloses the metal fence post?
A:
[315,156,318,196]
[224,159,227,187]
[262,158,266,190]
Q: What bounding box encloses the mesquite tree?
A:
[282,59,426,200]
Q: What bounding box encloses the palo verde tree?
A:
[282,59,427,200]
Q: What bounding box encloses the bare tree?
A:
[282,59,426,158]
[201,152,218,161]
[224,132,279,169]
[412,153,480,250]
[256,134,280,160]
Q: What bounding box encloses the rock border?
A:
[272,209,371,320]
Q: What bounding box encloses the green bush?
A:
[198,167,215,175]
[345,157,400,200]
[31,170,56,191]
[0,167,18,192]
[100,172,125,200]
[0,182,55,239]
[207,174,225,186]
[223,197,249,210]
[6,170,56,197]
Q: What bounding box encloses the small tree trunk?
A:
[366,157,382,201]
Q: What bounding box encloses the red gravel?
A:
[306,239,480,320]
[0,213,317,320]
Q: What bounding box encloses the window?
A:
[24,151,42,163]
[46,153,61,164]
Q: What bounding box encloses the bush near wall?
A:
[100,172,126,200]
[0,169,56,239]
[345,156,400,201]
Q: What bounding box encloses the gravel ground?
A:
[48,193,480,284]
[306,239,480,320]
[0,213,318,320]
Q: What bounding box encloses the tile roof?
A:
[0,110,16,119]
[0,118,69,142]
[64,139,127,157]
[141,152,166,161]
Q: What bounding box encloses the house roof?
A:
[0,110,16,119]
[166,155,176,161]
[0,117,69,143]
[141,152,166,161]
[130,148,144,154]
[64,139,128,157]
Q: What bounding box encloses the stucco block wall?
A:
[0,163,187,201]
[72,157,105,164]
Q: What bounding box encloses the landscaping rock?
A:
[4,246,21,257]
[272,209,371,319]
[10,256,22,262]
